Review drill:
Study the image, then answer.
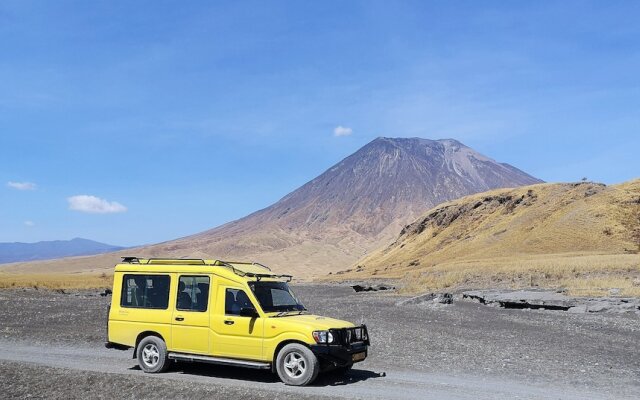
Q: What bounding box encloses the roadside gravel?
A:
[1,285,638,399]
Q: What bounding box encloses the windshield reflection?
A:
[248,281,306,313]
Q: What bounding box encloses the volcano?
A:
[2,137,542,277]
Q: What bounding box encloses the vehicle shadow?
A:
[141,362,385,386]
[170,362,280,383]
[311,368,385,387]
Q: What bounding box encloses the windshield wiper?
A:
[272,310,308,317]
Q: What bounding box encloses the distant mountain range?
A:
[0,238,125,264]
[1,137,542,276]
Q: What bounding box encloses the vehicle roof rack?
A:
[119,257,292,281]
[214,260,292,282]
[121,257,207,265]
[146,258,206,265]
[252,262,271,271]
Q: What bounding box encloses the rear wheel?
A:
[137,336,170,373]
[276,343,320,386]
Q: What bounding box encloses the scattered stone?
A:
[351,284,395,293]
[53,289,67,295]
[435,293,453,304]
[396,293,436,305]
[396,292,453,306]
[100,289,112,297]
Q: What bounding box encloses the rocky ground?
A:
[0,285,639,399]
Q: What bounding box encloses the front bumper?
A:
[310,324,370,367]
[310,341,368,367]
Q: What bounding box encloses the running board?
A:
[168,352,271,369]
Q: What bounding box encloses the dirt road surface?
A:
[1,285,638,399]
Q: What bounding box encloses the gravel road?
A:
[1,285,639,399]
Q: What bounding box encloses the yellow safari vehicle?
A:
[105,257,369,386]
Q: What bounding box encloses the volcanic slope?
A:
[347,179,640,294]
[1,137,542,278]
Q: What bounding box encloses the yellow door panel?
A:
[211,281,264,360]
[211,315,264,359]
[171,275,212,354]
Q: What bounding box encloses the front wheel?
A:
[136,336,170,373]
[276,343,320,386]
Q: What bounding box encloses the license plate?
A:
[352,352,366,362]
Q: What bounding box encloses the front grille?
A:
[331,325,369,346]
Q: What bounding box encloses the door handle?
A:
[224,320,235,325]
[175,316,184,321]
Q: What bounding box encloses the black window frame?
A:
[176,275,211,312]
[120,274,171,310]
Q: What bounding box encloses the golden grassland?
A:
[1,253,638,297]
[393,253,640,297]
[0,272,113,290]
[336,179,640,297]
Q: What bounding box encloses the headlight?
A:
[312,330,334,344]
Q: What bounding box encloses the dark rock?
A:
[434,293,453,304]
[351,284,395,293]
[396,292,453,306]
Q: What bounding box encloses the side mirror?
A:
[240,307,259,318]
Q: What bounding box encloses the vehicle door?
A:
[211,281,264,360]
[111,273,173,346]
[171,275,211,354]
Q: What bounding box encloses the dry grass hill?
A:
[0,137,541,286]
[338,180,640,296]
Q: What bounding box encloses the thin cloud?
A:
[24,221,35,227]
[7,181,37,190]
[333,126,353,137]
[67,195,127,214]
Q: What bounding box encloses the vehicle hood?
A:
[267,314,355,330]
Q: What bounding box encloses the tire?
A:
[137,336,170,373]
[276,343,320,386]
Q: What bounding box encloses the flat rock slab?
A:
[463,290,640,314]
[396,293,453,306]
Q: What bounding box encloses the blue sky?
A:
[1,0,638,246]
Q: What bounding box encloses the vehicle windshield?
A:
[248,281,306,313]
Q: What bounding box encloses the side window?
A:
[225,288,253,316]
[121,274,170,309]
[177,276,210,312]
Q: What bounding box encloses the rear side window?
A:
[121,274,170,309]
[177,276,210,312]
